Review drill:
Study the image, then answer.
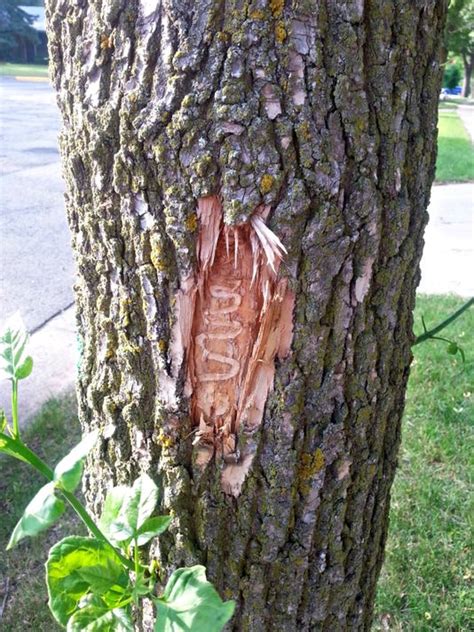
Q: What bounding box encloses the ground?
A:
[419,183,474,297]
[0,76,76,421]
[0,395,82,632]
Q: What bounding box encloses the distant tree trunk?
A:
[462,52,473,97]
[46,2,447,630]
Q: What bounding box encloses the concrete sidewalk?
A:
[419,183,473,296]
[0,77,77,423]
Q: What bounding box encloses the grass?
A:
[0,395,83,631]
[0,63,48,78]
[435,110,474,182]
[374,294,473,631]
[0,296,472,631]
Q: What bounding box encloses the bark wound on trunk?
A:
[179,196,294,496]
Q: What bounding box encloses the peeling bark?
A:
[45,1,448,630]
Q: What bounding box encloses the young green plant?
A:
[0,316,235,631]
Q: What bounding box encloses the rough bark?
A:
[45,1,447,630]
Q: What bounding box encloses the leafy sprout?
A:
[0,318,235,631]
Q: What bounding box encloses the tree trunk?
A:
[462,52,473,97]
[45,2,447,630]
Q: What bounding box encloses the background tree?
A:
[45,1,448,630]
[443,58,463,88]
[445,0,474,97]
[0,0,38,61]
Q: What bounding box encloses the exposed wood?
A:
[184,196,293,495]
[160,194,293,495]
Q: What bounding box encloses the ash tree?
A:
[45,1,447,630]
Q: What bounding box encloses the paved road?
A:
[0,77,74,332]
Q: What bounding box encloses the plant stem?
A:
[134,539,139,577]
[11,379,19,440]
[413,297,474,346]
[113,596,134,609]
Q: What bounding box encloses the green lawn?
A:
[374,295,473,631]
[0,297,472,631]
[436,110,474,182]
[0,63,49,77]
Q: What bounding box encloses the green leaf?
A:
[154,566,235,632]
[0,432,28,463]
[54,430,99,492]
[7,482,65,549]
[109,473,158,540]
[136,515,172,546]
[0,409,7,432]
[76,560,129,598]
[99,485,130,543]
[0,432,53,479]
[15,355,33,379]
[108,520,135,543]
[0,314,32,381]
[46,536,130,627]
[66,595,133,631]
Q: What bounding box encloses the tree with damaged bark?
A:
[44,1,448,630]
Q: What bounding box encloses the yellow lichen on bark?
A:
[275,21,287,43]
[259,173,274,194]
[250,9,265,20]
[185,213,198,232]
[298,448,325,494]
[269,0,284,18]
